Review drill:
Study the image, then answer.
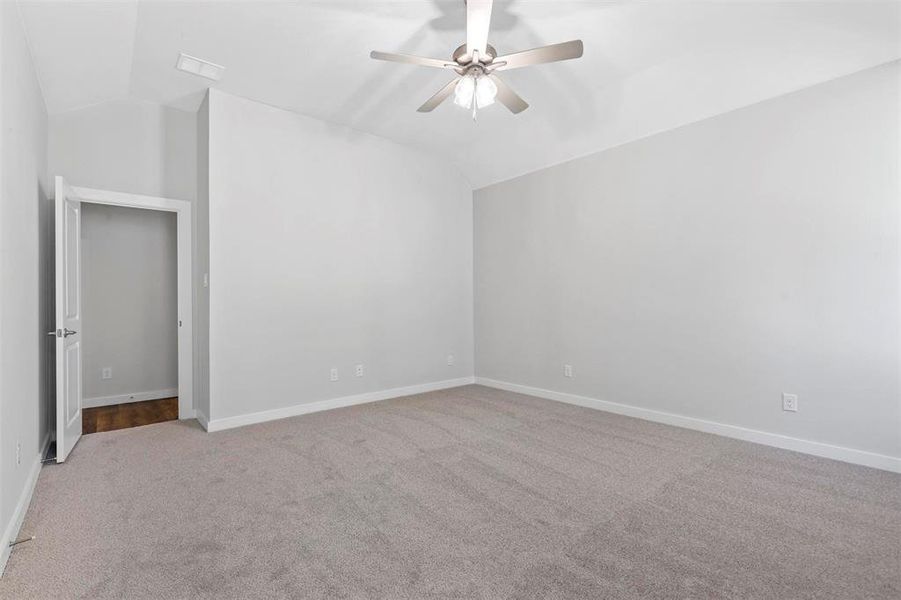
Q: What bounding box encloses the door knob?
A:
[47,329,78,337]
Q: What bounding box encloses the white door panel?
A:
[55,176,83,462]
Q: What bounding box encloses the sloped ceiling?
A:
[18,0,901,188]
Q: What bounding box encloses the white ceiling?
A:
[17,0,901,188]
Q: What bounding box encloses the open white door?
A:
[54,176,83,462]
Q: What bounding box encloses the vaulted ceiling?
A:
[17,1,901,188]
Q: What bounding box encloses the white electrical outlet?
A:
[355,364,364,377]
[330,367,339,382]
[564,364,573,378]
[16,441,21,466]
[101,367,112,380]
[447,354,455,366]
[782,393,798,412]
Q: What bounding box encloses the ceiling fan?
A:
[370,0,583,119]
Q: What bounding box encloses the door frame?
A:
[67,182,194,420]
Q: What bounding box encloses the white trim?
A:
[0,434,51,577]
[206,377,476,432]
[82,388,179,409]
[475,377,901,474]
[66,184,194,421]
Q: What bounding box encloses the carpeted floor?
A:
[2,385,899,599]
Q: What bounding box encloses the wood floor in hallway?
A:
[82,397,178,434]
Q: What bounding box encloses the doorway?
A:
[53,178,194,461]
[80,203,178,434]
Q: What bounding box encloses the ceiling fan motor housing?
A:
[453,43,497,66]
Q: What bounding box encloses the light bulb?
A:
[475,75,497,108]
[454,74,475,109]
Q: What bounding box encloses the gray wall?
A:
[48,94,207,415]
[48,97,196,201]
[207,90,474,422]
[193,93,210,422]
[475,62,900,459]
[0,0,50,572]
[81,204,178,402]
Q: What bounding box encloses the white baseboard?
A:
[206,377,476,432]
[475,377,901,474]
[83,387,178,409]
[0,433,51,577]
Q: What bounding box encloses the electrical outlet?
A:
[101,367,112,380]
[16,441,21,466]
[782,393,798,412]
[355,364,364,377]
[447,354,455,366]
[330,367,339,382]
[564,364,573,378]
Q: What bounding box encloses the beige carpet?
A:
[2,385,899,599]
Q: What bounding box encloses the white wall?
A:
[0,0,50,573]
[194,94,210,423]
[206,90,473,422]
[48,97,196,201]
[81,204,177,403]
[475,62,900,462]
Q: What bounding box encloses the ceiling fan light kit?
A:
[454,72,497,110]
[370,0,584,120]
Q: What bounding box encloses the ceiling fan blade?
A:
[489,74,528,114]
[370,51,454,70]
[417,78,460,112]
[466,0,493,58]
[494,40,584,71]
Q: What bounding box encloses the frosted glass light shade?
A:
[475,75,497,108]
[454,74,475,109]
[453,73,497,110]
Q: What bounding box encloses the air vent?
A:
[175,53,225,81]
